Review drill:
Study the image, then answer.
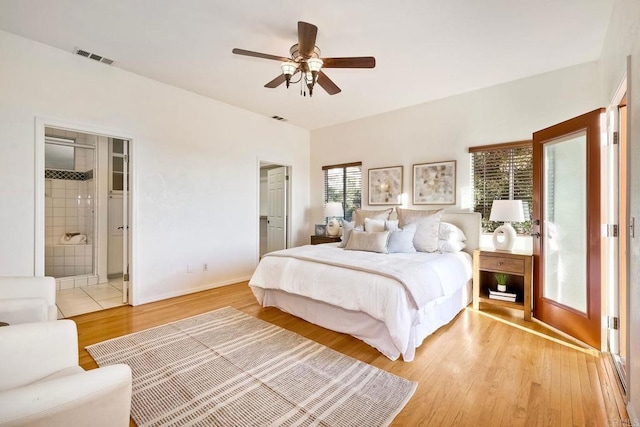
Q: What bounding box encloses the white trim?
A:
[34,117,138,305]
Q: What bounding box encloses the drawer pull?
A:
[497,262,504,266]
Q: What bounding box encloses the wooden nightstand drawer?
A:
[311,235,342,245]
[479,255,525,275]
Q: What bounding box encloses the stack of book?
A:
[488,289,517,302]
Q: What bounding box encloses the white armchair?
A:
[0,277,57,324]
[0,320,132,426]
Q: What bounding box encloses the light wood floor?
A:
[72,281,629,426]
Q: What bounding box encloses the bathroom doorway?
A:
[258,162,290,258]
[38,123,132,318]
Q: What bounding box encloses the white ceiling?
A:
[0,0,614,130]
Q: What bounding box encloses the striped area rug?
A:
[86,307,416,426]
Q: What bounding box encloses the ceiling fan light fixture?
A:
[232,21,375,97]
[307,57,323,73]
[281,61,297,88]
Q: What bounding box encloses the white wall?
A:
[0,30,311,305]
[310,61,601,247]
[599,0,640,419]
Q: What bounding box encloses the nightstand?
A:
[310,235,342,245]
[473,249,533,320]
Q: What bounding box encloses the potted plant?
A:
[495,273,509,292]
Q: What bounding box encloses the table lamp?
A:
[489,200,524,251]
[324,202,344,237]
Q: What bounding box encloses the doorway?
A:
[606,80,629,394]
[259,162,290,258]
[532,109,604,348]
[36,121,133,317]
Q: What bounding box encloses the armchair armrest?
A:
[0,320,78,391]
[0,364,132,427]
[0,277,56,306]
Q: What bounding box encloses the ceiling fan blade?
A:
[316,71,341,95]
[232,48,289,62]
[264,74,287,88]
[322,57,376,68]
[298,21,318,58]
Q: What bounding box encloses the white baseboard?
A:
[133,276,252,306]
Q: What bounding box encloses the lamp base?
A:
[493,223,516,251]
[326,218,341,237]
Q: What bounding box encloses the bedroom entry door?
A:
[266,166,287,253]
[532,108,604,348]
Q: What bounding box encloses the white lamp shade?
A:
[281,62,297,76]
[307,58,323,73]
[490,200,525,223]
[324,202,344,218]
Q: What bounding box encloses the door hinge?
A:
[286,175,289,181]
[613,131,619,145]
[605,316,619,330]
[602,224,619,237]
[123,273,129,282]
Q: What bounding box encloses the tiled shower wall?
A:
[44,129,96,278]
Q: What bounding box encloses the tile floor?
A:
[56,277,125,318]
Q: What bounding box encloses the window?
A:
[469,141,533,234]
[323,162,362,222]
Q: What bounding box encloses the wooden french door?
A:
[532,108,604,348]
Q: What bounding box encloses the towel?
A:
[60,234,87,245]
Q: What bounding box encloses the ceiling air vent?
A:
[74,48,114,65]
[271,115,287,121]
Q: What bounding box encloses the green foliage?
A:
[495,273,509,285]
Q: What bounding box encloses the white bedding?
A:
[249,243,473,360]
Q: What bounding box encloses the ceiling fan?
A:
[232,21,376,97]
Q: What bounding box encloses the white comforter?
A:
[249,244,472,356]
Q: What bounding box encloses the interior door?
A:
[107,194,123,275]
[266,167,287,253]
[121,140,129,304]
[532,108,604,348]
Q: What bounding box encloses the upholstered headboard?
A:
[441,212,481,255]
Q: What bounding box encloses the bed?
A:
[249,211,481,362]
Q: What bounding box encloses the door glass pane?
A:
[543,131,587,313]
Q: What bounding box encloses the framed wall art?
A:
[368,166,403,205]
[412,160,456,205]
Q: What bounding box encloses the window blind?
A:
[322,162,362,222]
[469,142,533,234]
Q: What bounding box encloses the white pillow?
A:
[385,220,399,232]
[353,208,393,228]
[339,221,362,248]
[387,224,417,253]
[438,239,467,253]
[396,208,444,253]
[344,230,390,253]
[364,218,386,232]
[439,222,467,242]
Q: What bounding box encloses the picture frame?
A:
[368,166,403,205]
[314,224,327,236]
[412,160,456,205]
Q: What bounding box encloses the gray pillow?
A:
[387,224,417,253]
